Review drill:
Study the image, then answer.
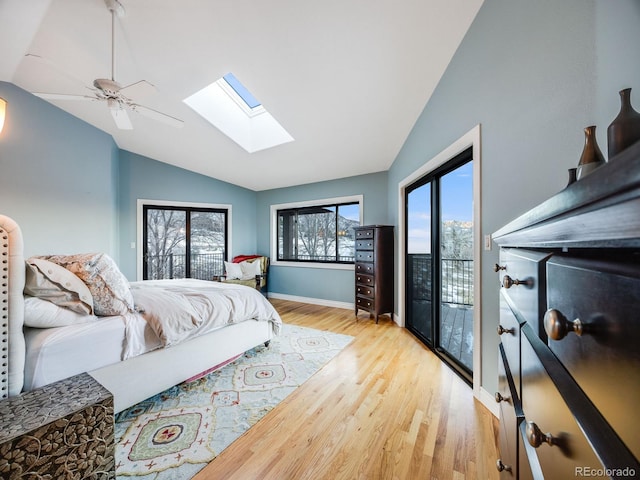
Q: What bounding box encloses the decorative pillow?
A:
[41,253,134,316]
[24,296,98,328]
[24,257,94,315]
[224,261,244,280]
[240,259,262,280]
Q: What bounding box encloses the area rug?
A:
[114,324,354,479]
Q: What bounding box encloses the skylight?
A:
[223,73,261,109]
[183,73,294,153]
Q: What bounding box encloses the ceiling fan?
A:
[30,0,183,130]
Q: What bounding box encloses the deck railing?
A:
[408,254,473,306]
[145,252,225,280]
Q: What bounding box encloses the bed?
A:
[0,214,281,413]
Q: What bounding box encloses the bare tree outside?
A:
[146,209,186,279]
[278,203,360,262]
[144,207,227,280]
[297,207,336,260]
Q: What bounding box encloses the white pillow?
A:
[24,296,98,328]
[240,259,262,280]
[24,258,94,315]
[224,261,244,280]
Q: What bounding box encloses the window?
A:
[142,204,228,280]
[275,198,362,264]
[182,72,294,153]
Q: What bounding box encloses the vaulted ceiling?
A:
[1,0,483,191]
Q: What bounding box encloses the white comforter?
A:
[124,279,281,358]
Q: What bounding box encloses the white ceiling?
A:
[1,0,483,191]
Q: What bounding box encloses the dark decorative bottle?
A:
[576,125,606,180]
[607,87,640,159]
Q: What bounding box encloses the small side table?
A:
[0,372,115,479]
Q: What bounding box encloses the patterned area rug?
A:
[114,324,353,479]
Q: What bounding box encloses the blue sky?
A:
[407,161,473,253]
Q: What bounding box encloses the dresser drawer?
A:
[355,262,374,275]
[520,324,605,478]
[355,250,375,263]
[499,290,521,399]
[356,273,374,287]
[498,249,551,337]
[356,238,375,250]
[356,296,374,311]
[356,284,373,298]
[355,228,374,239]
[545,256,640,459]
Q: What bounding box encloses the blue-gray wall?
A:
[117,150,258,280]
[387,0,640,393]
[256,171,388,304]
[0,82,119,257]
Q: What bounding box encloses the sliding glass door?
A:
[405,148,474,379]
[142,205,228,280]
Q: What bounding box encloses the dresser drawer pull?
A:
[526,421,557,448]
[502,275,533,289]
[493,263,506,272]
[497,325,515,336]
[494,392,509,403]
[496,459,512,473]
[544,308,584,341]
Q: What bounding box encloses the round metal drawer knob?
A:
[526,421,556,448]
[493,263,506,272]
[544,308,583,341]
[497,325,515,336]
[502,275,532,289]
[496,459,512,472]
[494,392,509,403]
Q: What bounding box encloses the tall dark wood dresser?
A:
[493,141,640,479]
[354,225,394,323]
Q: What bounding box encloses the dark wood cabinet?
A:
[493,141,640,479]
[354,225,394,323]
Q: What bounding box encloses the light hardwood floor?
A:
[194,299,500,480]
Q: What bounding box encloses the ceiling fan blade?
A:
[110,106,133,130]
[131,104,184,128]
[119,80,157,100]
[33,92,96,101]
[25,54,93,91]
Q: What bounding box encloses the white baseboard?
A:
[267,292,354,310]
[477,386,499,418]
[269,292,404,327]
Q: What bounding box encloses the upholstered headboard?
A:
[0,215,25,398]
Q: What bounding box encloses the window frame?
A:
[136,199,232,280]
[270,195,363,270]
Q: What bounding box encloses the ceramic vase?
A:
[607,87,640,159]
[576,125,606,180]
